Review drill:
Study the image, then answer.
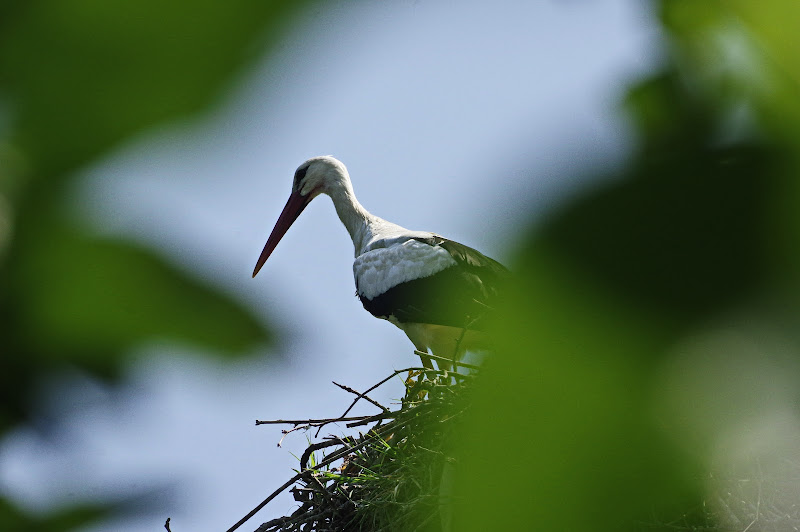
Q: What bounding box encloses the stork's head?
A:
[291,155,350,198]
[252,156,350,277]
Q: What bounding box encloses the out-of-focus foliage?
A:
[0,0,312,528]
[454,1,800,530]
[0,498,108,532]
[0,0,306,177]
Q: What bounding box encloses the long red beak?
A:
[252,191,311,277]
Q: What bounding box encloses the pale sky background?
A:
[0,1,663,530]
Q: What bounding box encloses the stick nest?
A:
[245,364,474,532]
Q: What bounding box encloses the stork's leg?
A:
[434,358,452,373]
[451,327,467,370]
[413,348,434,369]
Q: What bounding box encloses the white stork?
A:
[253,156,507,368]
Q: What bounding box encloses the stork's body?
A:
[253,156,507,366]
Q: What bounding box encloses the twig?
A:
[332,381,389,412]
[300,437,354,471]
[345,411,397,428]
[413,350,480,371]
[304,469,335,506]
[259,411,398,448]
[338,366,433,420]
[258,506,335,532]
[225,474,304,532]
[257,415,378,448]
[256,415,378,426]
[258,366,421,444]
[319,382,391,437]
[255,516,290,531]
[277,426,302,448]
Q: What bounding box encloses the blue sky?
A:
[0,1,662,530]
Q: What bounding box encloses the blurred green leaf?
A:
[454,253,705,531]
[0,497,108,532]
[14,222,270,369]
[0,0,308,177]
[660,0,800,146]
[539,140,772,323]
[0,0,310,439]
[0,0,312,391]
[731,0,800,86]
[453,5,800,528]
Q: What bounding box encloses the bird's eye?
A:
[294,166,308,185]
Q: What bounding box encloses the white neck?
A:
[326,183,377,256]
[322,167,421,257]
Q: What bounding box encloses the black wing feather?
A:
[359,237,509,330]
